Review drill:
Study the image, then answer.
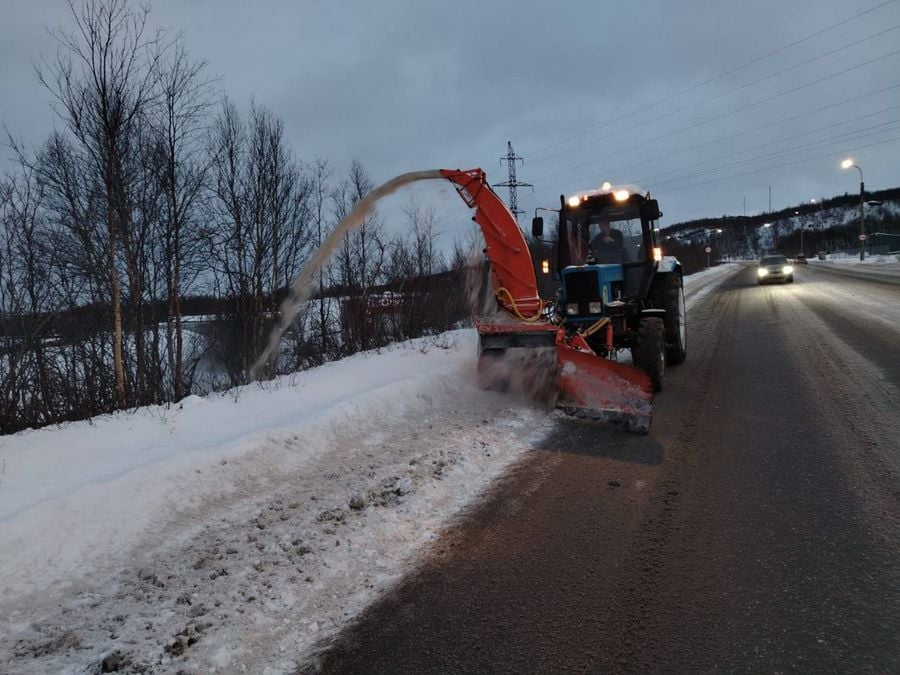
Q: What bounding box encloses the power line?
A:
[592,92,900,186]
[525,0,898,161]
[607,90,900,184]
[643,120,900,190]
[528,50,900,198]
[546,84,900,190]
[531,23,899,167]
[635,108,900,185]
[653,136,900,197]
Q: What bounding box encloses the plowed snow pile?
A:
[0,330,549,673]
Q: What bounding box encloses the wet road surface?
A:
[307,265,900,673]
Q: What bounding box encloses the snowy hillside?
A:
[662,190,900,262]
[0,265,738,674]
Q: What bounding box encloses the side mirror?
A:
[640,199,662,221]
[532,216,544,237]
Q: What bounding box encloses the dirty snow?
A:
[0,268,733,674]
[0,331,554,673]
[683,263,742,309]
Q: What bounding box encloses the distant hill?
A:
[660,187,900,271]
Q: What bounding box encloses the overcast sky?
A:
[1,0,898,244]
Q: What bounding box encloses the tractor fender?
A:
[656,256,682,276]
[641,308,666,318]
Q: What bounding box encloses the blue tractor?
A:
[532,186,686,391]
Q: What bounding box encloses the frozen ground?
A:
[812,253,900,266]
[0,266,736,674]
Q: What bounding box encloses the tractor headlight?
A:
[588,301,602,314]
[757,268,769,277]
[566,303,579,315]
[782,265,794,274]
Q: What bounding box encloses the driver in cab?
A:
[589,221,628,264]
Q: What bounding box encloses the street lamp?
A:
[841,158,865,261]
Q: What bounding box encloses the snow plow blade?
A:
[476,323,654,433]
[556,346,654,434]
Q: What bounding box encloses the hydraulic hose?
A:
[495,287,545,323]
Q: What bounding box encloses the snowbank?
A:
[0,331,551,673]
[683,263,741,309]
[812,252,900,265]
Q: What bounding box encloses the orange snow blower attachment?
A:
[440,168,654,433]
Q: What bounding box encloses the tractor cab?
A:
[532,186,664,317]
[532,185,684,389]
[563,187,659,310]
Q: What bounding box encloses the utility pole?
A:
[494,141,532,222]
[859,178,866,261]
[841,159,865,260]
[768,186,772,212]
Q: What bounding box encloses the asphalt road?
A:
[307,264,900,673]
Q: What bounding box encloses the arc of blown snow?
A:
[251,170,445,379]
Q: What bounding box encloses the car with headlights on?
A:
[757,255,794,284]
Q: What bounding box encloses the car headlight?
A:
[782,265,793,274]
[588,301,602,314]
[757,268,769,277]
[566,303,579,315]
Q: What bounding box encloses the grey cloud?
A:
[2,0,898,230]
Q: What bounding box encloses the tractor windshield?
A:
[566,204,646,266]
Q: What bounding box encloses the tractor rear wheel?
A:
[633,317,666,392]
[653,274,687,365]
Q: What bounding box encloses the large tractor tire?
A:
[653,273,687,365]
[633,317,666,392]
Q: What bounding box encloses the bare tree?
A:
[402,198,443,278]
[332,160,387,294]
[308,157,337,362]
[332,160,388,352]
[0,158,74,430]
[32,131,118,419]
[205,100,311,383]
[38,0,169,408]
[149,41,216,399]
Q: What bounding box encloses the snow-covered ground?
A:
[0,266,736,674]
[811,252,900,266]
[682,263,741,308]
[808,254,900,283]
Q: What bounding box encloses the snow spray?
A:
[460,246,559,407]
[251,170,443,379]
